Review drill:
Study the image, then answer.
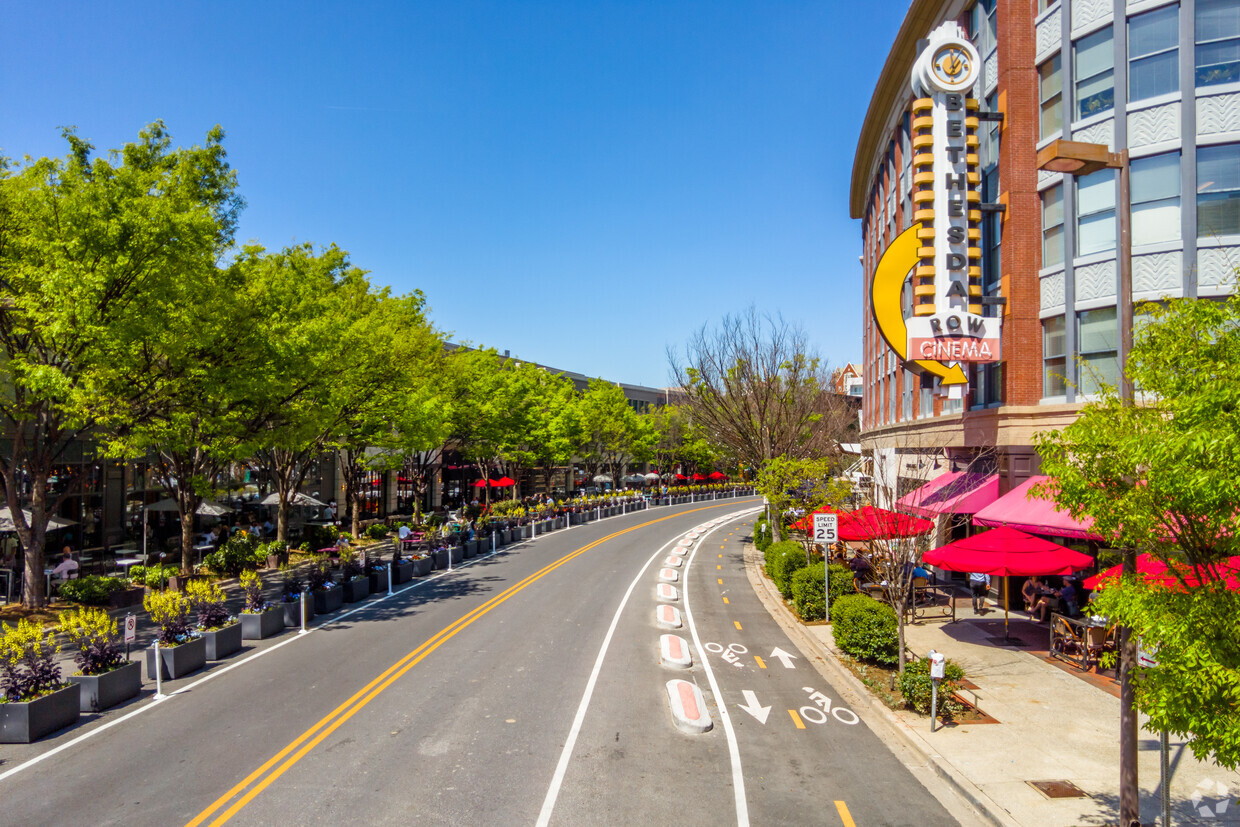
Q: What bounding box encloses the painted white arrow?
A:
[769,647,798,669]
[737,690,771,724]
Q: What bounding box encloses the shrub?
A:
[240,570,269,613]
[340,548,363,581]
[827,563,856,605]
[130,564,179,590]
[899,657,967,719]
[57,575,127,606]
[303,524,339,551]
[257,540,287,563]
[280,566,304,603]
[365,523,389,541]
[0,618,64,701]
[58,607,125,676]
[186,580,232,630]
[205,533,264,577]
[832,594,899,666]
[144,590,193,645]
[753,514,772,552]
[307,554,334,592]
[789,563,855,621]
[765,540,807,597]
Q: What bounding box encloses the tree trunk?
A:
[277,492,289,544]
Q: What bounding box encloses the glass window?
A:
[1131,152,1181,244]
[1129,5,1180,102]
[1043,316,1067,396]
[1042,184,1065,267]
[1040,55,1063,138]
[1077,169,1116,256]
[1197,0,1240,87]
[1078,307,1119,395]
[1075,28,1114,120]
[971,0,998,57]
[1198,143,1240,237]
[982,167,1002,292]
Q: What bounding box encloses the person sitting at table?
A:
[261,517,275,537]
[397,524,413,547]
[51,547,79,582]
[1023,576,1054,622]
[1059,579,1079,617]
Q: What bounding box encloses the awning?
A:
[972,476,1102,541]
[897,472,1000,518]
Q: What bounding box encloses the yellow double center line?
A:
[187,506,726,826]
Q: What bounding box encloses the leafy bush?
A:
[754,514,772,552]
[340,548,363,581]
[58,575,128,606]
[827,563,856,605]
[302,524,339,551]
[791,563,826,620]
[186,580,232,630]
[205,533,264,577]
[307,554,334,592]
[366,523,389,541]
[832,594,899,666]
[489,499,521,517]
[899,657,967,719]
[0,618,64,701]
[280,566,304,603]
[240,570,269,613]
[59,607,125,676]
[144,590,193,645]
[257,540,287,563]
[765,540,807,597]
[129,563,179,590]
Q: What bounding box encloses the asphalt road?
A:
[0,498,960,826]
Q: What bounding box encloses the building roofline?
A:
[849,0,942,219]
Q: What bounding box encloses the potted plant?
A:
[391,548,415,584]
[238,570,284,640]
[430,544,450,570]
[60,606,141,713]
[279,566,313,627]
[410,550,433,577]
[260,540,288,570]
[0,618,80,742]
[340,549,369,603]
[186,580,241,660]
[143,590,206,681]
[309,554,342,614]
[365,554,389,594]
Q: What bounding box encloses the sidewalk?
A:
[744,543,1240,825]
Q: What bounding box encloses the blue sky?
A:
[3,1,904,388]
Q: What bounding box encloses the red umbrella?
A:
[708,471,727,480]
[1084,553,1240,591]
[692,473,708,482]
[789,506,844,533]
[924,526,1094,638]
[837,506,933,542]
[492,476,517,487]
[472,479,489,488]
[674,474,688,481]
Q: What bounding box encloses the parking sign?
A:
[813,513,839,545]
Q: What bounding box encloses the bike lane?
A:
[683,515,959,827]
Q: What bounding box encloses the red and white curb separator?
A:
[656,603,683,629]
[656,583,679,601]
[663,555,683,568]
[658,568,679,582]
[666,679,712,733]
[669,547,687,557]
[660,634,693,669]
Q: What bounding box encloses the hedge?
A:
[764,540,806,597]
[753,514,772,552]
[899,657,967,719]
[56,575,128,606]
[832,594,899,666]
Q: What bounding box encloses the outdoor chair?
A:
[1085,624,1116,666]
[1050,614,1090,669]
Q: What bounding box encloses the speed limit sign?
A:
[813,513,839,544]
[123,614,137,643]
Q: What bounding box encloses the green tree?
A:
[1036,290,1240,767]
[0,123,241,602]
[755,457,850,561]
[578,379,655,488]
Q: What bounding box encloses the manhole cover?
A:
[986,635,1031,647]
[1028,780,1089,799]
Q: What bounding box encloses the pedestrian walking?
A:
[969,571,991,613]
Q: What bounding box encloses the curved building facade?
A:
[852,0,1239,504]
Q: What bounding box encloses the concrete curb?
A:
[656,604,683,629]
[666,678,712,733]
[656,583,679,601]
[740,537,1017,827]
[660,634,693,669]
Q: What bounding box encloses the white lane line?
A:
[683,507,763,827]
[0,538,523,786]
[536,518,713,826]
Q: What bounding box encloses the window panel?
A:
[1042,184,1065,268]
[1197,0,1240,87]
[1078,308,1118,396]
[1198,143,1240,237]
[1131,152,1181,244]
[1040,55,1063,138]
[1129,6,1180,102]
[1075,28,1115,119]
[1077,170,1116,256]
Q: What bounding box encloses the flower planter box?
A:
[501,528,512,544]
[240,606,284,641]
[169,573,207,592]
[449,545,464,564]
[202,622,243,659]
[313,585,343,614]
[571,513,584,526]
[70,660,141,714]
[145,636,207,681]
[367,568,389,594]
[393,560,414,583]
[282,597,314,627]
[555,517,564,530]
[342,576,369,603]
[431,548,449,569]
[411,555,433,576]
[0,683,81,743]
[108,585,146,609]
[462,541,477,559]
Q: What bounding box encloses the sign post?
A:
[123,613,136,660]
[813,514,839,621]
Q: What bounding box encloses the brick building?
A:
[851,0,1239,515]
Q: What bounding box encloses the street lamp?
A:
[1037,138,1138,827]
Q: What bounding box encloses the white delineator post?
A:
[299,589,308,634]
[153,640,166,700]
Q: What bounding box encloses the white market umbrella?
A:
[622,474,646,484]
[0,508,75,533]
[592,475,613,484]
[643,473,660,481]
[144,498,233,516]
[259,492,327,508]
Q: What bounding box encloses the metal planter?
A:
[69,660,141,713]
[240,607,285,641]
[313,585,343,614]
[393,560,414,583]
[202,622,243,659]
[342,576,370,603]
[0,683,81,743]
[282,597,314,627]
[145,636,207,681]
